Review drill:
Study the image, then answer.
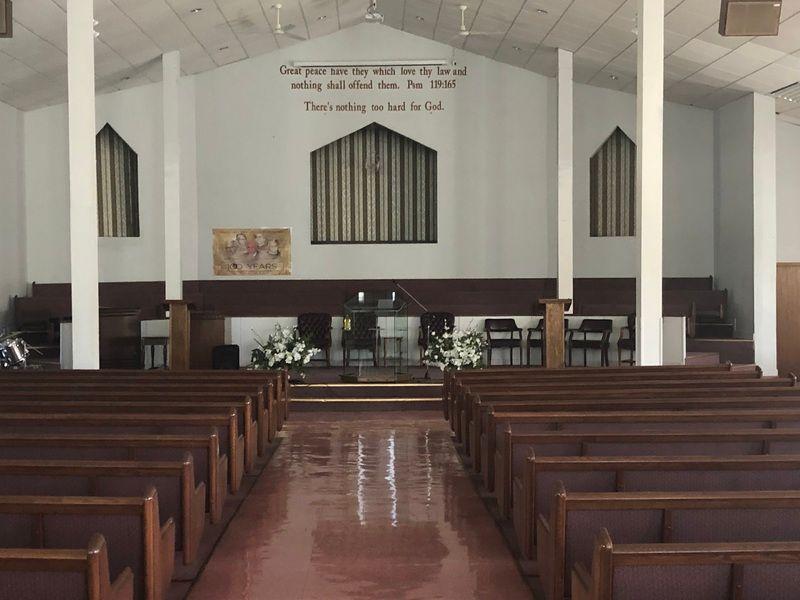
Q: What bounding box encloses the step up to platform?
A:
[694,322,735,339]
[687,337,754,365]
[290,382,443,411]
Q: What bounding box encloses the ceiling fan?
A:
[271,4,305,40]
[365,0,384,23]
[450,5,505,42]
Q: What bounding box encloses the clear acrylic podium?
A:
[342,291,409,382]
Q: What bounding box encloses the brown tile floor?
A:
[187,412,532,600]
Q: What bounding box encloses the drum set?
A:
[0,335,30,369]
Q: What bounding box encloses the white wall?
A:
[23,79,198,284]
[573,83,716,278]
[715,94,756,339]
[777,119,800,262]
[0,99,25,327]
[19,24,720,286]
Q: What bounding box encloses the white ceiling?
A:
[2,0,800,116]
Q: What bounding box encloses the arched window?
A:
[590,127,635,237]
[311,123,437,244]
[96,124,140,237]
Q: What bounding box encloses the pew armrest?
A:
[571,563,593,600]
[109,567,135,600]
[184,483,206,565]
[159,519,176,600]
[212,454,229,524]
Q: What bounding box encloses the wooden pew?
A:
[538,487,800,600]
[572,531,800,600]
[0,411,244,495]
[0,396,257,476]
[442,363,755,419]
[515,453,800,560]
[457,375,797,451]
[496,428,800,519]
[0,370,288,435]
[482,405,800,492]
[473,389,800,478]
[0,382,275,457]
[0,533,134,600]
[0,487,174,600]
[0,455,205,565]
[0,433,227,524]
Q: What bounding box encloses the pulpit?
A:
[539,298,572,368]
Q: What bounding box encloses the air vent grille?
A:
[720,0,782,36]
[772,82,800,112]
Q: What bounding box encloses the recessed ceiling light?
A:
[317,15,327,21]
[416,15,425,22]
[513,45,523,52]
[218,45,229,51]
[609,73,618,80]
[190,7,202,14]
[121,76,131,81]
[536,8,548,15]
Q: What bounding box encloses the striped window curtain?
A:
[96,124,140,237]
[311,123,437,244]
[590,127,635,237]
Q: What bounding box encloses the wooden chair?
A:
[568,319,613,366]
[0,533,134,600]
[297,313,332,367]
[418,312,454,365]
[617,313,635,365]
[342,312,379,368]
[484,318,523,366]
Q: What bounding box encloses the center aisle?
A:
[187,411,531,600]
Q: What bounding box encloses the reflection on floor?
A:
[187,412,531,600]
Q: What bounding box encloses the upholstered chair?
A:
[297,313,333,367]
[342,312,379,368]
[418,312,455,364]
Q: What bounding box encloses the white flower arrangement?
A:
[424,327,486,371]
[250,324,320,372]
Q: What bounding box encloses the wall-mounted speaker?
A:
[0,0,11,38]
[719,0,782,36]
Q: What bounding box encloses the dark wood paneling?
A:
[778,263,800,376]
[15,277,719,322]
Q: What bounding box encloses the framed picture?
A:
[212,228,292,276]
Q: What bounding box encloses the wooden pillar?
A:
[168,300,190,370]
[540,298,572,368]
[67,0,100,369]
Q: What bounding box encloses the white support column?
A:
[67,0,99,369]
[557,48,574,305]
[163,51,182,300]
[752,93,777,374]
[635,0,664,366]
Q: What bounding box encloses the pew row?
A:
[538,487,800,600]
[572,531,800,600]
[483,406,800,493]
[0,455,204,565]
[0,412,244,495]
[0,488,174,600]
[497,428,800,519]
[0,433,227,524]
[0,397,257,477]
[515,454,800,560]
[0,533,134,600]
